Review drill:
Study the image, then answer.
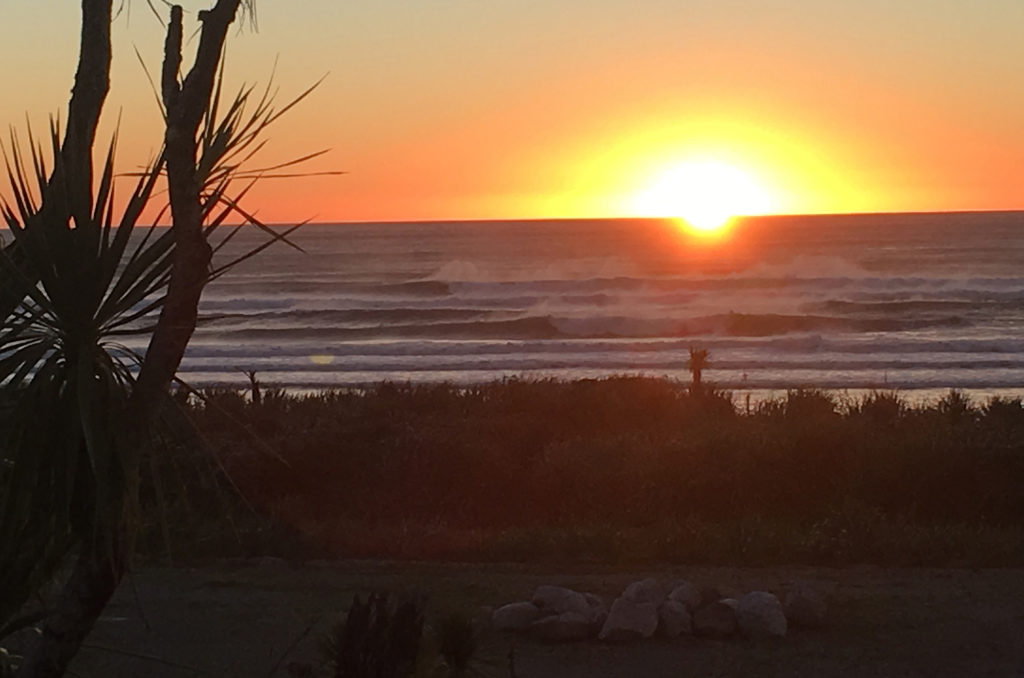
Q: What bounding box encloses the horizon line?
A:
[294,208,1024,227]
[1,208,1021,231]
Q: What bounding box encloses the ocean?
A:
[181,212,1024,403]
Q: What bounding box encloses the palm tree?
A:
[687,347,710,392]
[0,2,309,675]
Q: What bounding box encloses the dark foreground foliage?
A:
[145,379,1024,566]
[320,593,425,678]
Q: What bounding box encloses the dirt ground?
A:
[66,560,1024,677]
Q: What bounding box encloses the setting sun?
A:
[629,160,774,233]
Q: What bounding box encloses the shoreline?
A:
[185,375,1024,408]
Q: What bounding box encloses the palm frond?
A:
[0,125,166,625]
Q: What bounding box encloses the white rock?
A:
[784,581,827,628]
[736,591,787,639]
[667,581,702,611]
[492,602,542,632]
[693,600,737,637]
[532,585,590,617]
[599,597,659,642]
[623,577,665,605]
[657,600,692,638]
[530,612,593,642]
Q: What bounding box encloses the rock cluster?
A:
[490,578,826,643]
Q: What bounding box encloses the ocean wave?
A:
[199,307,498,329]
[203,279,452,301]
[421,257,641,283]
[838,289,1024,304]
[816,299,1024,314]
[196,316,563,341]
[199,273,1024,321]
[697,312,968,336]
[190,310,973,343]
[179,352,1024,375]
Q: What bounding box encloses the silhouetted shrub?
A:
[935,388,976,423]
[435,612,476,676]
[850,390,906,427]
[322,593,425,678]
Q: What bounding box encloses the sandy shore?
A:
[65,559,1024,677]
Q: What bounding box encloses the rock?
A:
[657,600,692,638]
[599,597,659,642]
[530,612,593,642]
[532,585,591,617]
[698,584,741,607]
[492,602,542,632]
[667,581,702,611]
[784,581,827,628]
[693,600,737,638]
[736,591,787,639]
[623,577,665,605]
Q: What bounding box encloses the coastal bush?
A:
[848,390,906,427]
[156,378,1024,566]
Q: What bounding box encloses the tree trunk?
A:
[60,0,111,228]
[0,0,111,322]
[134,0,242,413]
[13,530,126,678]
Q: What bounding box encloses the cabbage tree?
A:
[0,1,298,675]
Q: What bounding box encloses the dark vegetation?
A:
[147,378,1024,567]
[0,1,307,675]
[320,593,425,678]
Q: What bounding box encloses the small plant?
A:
[853,390,906,427]
[0,647,16,677]
[687,347,710,392]
[321,593,425,678]
[783,388,838,421]
[246,370,262,406]
[435,612,477,677]
[936,389,975,422]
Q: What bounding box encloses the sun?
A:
[629,160,773,233]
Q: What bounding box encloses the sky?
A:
[2,0,1024,223]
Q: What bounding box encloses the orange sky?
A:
[3,1,1024,222]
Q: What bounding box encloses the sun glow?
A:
[629,160,774,234]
